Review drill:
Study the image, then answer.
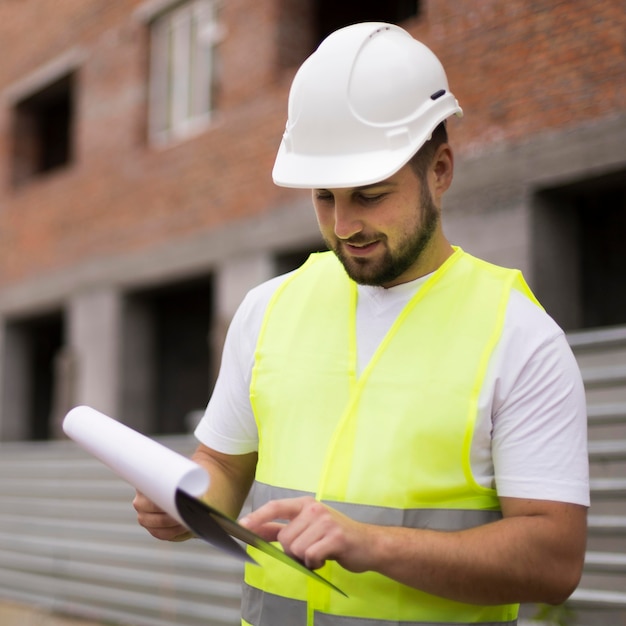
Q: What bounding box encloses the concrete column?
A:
[216,252,275,320]
[443,199,531,278]
[0,319,31,440]
[210,252,274,387]
[68,287,122,418]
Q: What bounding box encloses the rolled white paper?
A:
[63,405,209,526]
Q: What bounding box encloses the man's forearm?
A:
[191,445,257,518]
[371,503,586,605]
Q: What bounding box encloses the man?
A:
[135,22,589,625]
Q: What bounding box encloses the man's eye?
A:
[315,193,334,202]
[359,193,385,203]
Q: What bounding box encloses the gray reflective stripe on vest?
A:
[242,584,307,625]
[251,481,502,530]
[242,584,517,626]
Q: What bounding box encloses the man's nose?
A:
[334,199,363,240]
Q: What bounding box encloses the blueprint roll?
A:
[63,405,209,526]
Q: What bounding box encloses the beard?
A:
[324,185,440,287]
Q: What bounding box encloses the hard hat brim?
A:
[272,143,420,189]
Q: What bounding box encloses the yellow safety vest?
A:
[244,248,540,626]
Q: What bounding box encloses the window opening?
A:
[122,275,213,435]
[532,170,626,330]
[315,0,421,45]
[11,74,74,187]
[277,0,421,70]
[2,312,64,441]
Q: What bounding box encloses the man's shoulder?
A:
[243,272,293,312]
[503,287,565,347]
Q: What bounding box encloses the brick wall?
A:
[0,0,623,288]
[415,1,625,156]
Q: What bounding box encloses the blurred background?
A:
[0,0,624,624]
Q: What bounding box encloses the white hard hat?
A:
[272,22,462,189]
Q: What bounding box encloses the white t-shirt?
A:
[195,270,590,507]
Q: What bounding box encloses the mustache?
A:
[340,233,386,246]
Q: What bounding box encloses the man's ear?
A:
[431,144,454,198]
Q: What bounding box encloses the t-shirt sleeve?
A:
[490,294,590,506]
[194,276,286,454]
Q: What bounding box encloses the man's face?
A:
[312,163,440,288]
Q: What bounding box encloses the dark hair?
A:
[408,122,448,181]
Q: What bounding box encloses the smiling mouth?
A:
[343,240,379,256]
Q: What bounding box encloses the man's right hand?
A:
[133,490,193,542]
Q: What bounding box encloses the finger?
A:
[278,509,332,567]
[302,540,328,570]
[275,498,331,545]
[136,508,178,529]
[240,496,314,530]
[133,492,176,529]
[132,490,163,514]
[279,528,327,569]
[244,521,286,542]
[133,492,191,541]
[139,514,192,541]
